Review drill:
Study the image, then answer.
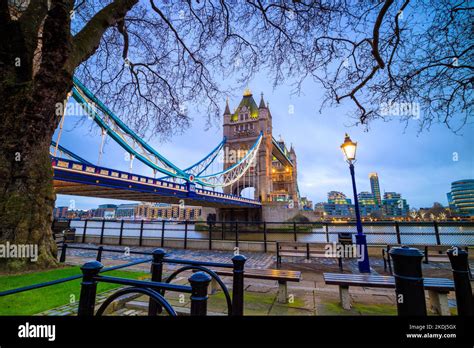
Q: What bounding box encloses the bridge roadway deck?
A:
[52,157,261,208]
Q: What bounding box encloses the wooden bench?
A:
[277,241,357,271]
[382,245,470,274]
[210,268,301,304]
[52,220,70,243]
[52,220,77,243]
[323,272,455,315]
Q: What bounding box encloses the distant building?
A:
[447,192,455,210]
[82,210,95,219]
[317,191,354,218]
[94,204,117,219]
[327,191,352,205]
[382,192,409,217]
[358,191,376,205]
[135,203,203,221]
[357,191,379,217]
[369,173,382,206]
[322,203,354,217]
[447,179,474,217]
[116,203,139,219]
[300,197,313,211]
[65,210,89,219]
[53,206,68,219]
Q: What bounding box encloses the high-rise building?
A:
[358,192,376,205]
[382,192,409,217]
[317,191,354,218]
[327,191,352,205]
[369,173,382,206]
[357,192,379,216]
[447,179,474,217]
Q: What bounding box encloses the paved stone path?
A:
[64,243,275,269]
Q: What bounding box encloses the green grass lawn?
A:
[0,266,149,315]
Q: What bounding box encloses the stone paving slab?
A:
[64,243,274,269]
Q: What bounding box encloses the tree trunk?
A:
[0,80,71,272]
[0,1,74,272]
[0,0,137,272]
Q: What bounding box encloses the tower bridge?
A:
[218,89,301,221]
[51,79,304,221]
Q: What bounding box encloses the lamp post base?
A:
[355,234,371,273]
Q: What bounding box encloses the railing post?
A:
[433,221,441,245]
[118,220,124,246]
[59,243,67,263]
[82,219,88,243]
[148,248,165,315]
[394,221,402,244]
[276,242,280,268]
[189,272,212,316]
[78,261,103,316]
[99,219,105,244]
[139,220,144,246]
[96,246,104,262]
[235,222,239,248]
[293,222,297,242]
[389,246,426,316]
[208,222,213,250]
[161,220,165,247]
[231,254,247,316]
[447,247,473,316]
[184,220,188,249]
[263,222,267,253]
[325,223,329,243]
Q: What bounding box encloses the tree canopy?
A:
[3,0,472,136]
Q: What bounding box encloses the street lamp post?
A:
[340,134,371,273]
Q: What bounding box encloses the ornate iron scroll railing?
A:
[73,247,246,316]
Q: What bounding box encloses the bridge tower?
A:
[220,89,300,221]
[222,89,273,201]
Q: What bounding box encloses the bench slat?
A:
[323,273,454,291]
[214,268,301,282]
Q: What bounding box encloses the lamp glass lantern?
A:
[340,133,357,162]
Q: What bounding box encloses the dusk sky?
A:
[54,70,474,211]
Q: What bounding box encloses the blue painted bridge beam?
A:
[51,157,261,209]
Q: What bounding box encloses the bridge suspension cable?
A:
[159,137,226,181]
[53,77,262,197]
[50,141,93,165]
[71,78,188,180]
[195,132,263,189]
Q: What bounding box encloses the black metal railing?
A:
[2,247,247,316]
[57,219,474,251]
[0,257,152,297]
[77,259,210,316]
[58,244,245,315]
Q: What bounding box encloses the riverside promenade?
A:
[41,243,468,316]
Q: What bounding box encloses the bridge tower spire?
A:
[220,89,300,221]
[221,89,274,217]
